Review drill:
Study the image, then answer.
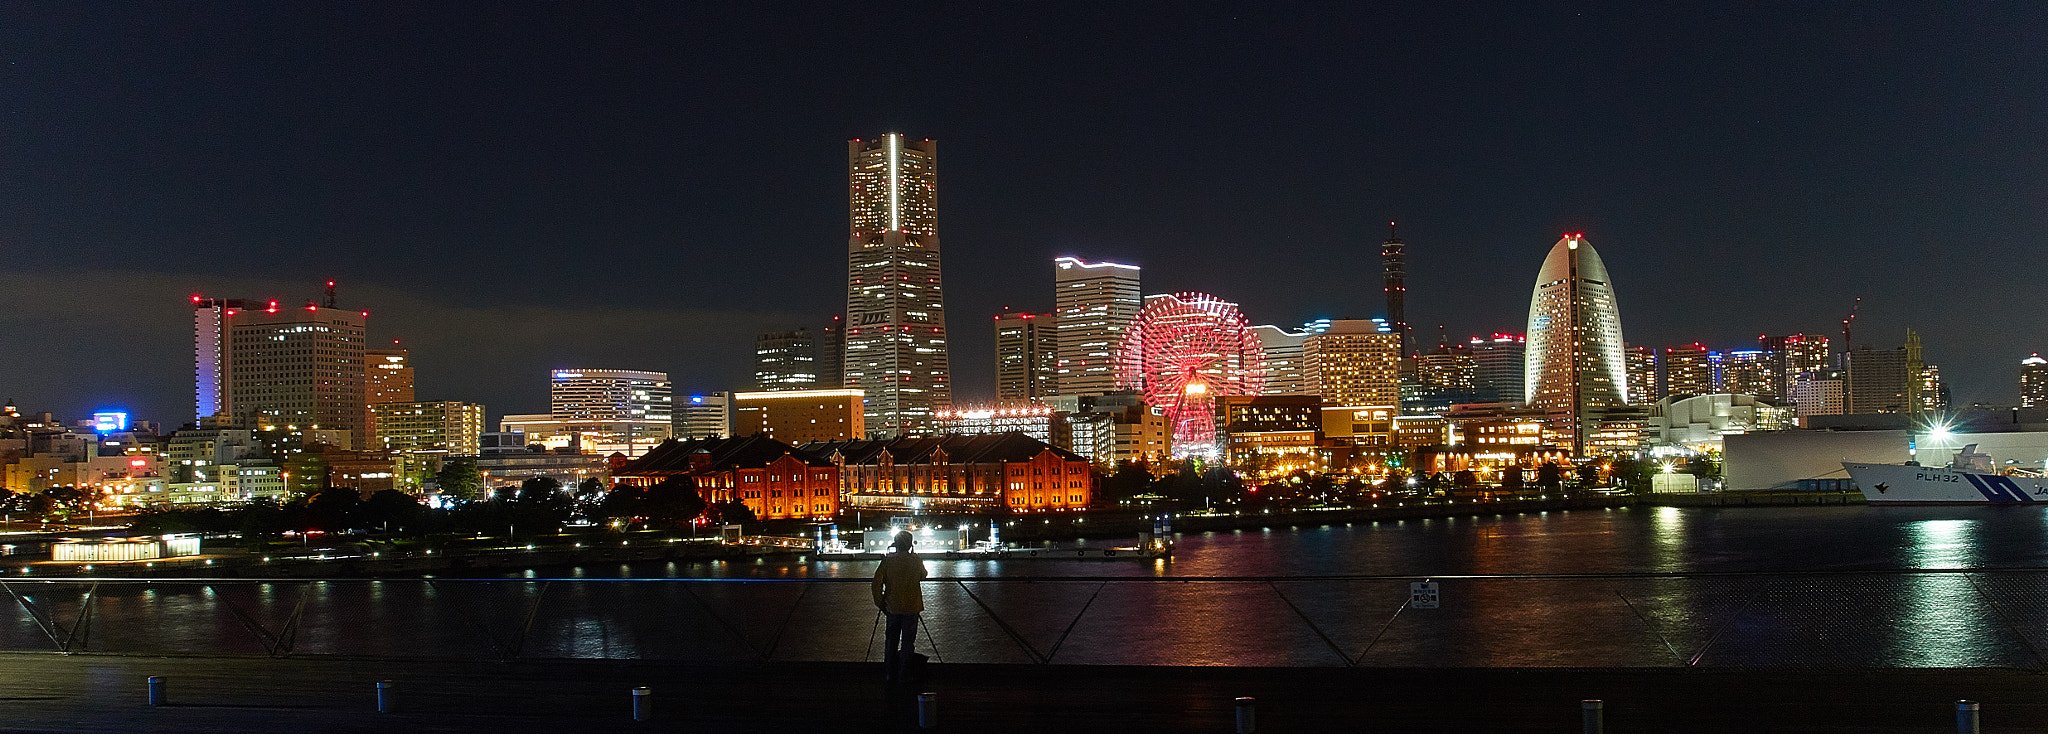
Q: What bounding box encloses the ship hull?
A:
[1844,462,2048,505]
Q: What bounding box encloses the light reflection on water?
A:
[7,506,2048,667]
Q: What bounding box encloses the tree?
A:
[1100,461,1153,502]
[708,499,757,526]
[1502,466,1525,491]
[435,457,484,502]
[1454,470,1478,489]
[1577,462,1603,489]
[361,490,425,534]
[1536,462,1565,491]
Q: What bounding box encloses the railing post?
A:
[918,691,939,729]
[1236,696,1257,733]
[1957,700,1979,734]
[376,680,394,713]
[632,687,652,722]
[147,676,166,706]
[1582,699,1603,734]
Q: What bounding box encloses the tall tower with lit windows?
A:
[1524,234,1628,457]
[843,134,951,437]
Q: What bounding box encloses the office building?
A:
[732,389,865,444]
[372,401,485,457]
[363,345,413,448]
[2024,354,2048,408]
[1381,223,1410,360]
[193,293,369,444]
[1216,394,1322,467]
[1523,234,1629,456]
[1045,392,1170,465]
[1661,344,1713,398]
[552,369,671,423]
[818,314,845,389]
[1053,257,1142,397]
[1251,323,1322,396]
[1469,333,1526,404]
[676,392,732,440]
[755,329,819,391]
[1304,319,1401,407]
[994,311,1057,404]
[844,133,951,437]
[935,404,1061,444]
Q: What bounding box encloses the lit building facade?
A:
[363,346,413,448]
[935,405,1060,444]
[552,369,671,423]
[676,392,732,440]
[1523,234,1628,457]
[1845,345,1912,415]
[1788,370,1846,422]
[1469,333,1526,404]
[755,329,819,391]
[1661,344,1713,398]
[1642,393,1794,454]
[373,401,485,486]
[809,433,1094,515]
[195,296,370,444]
[2023,354,2048,408]
[994,311,1058,404]
[844,134,951,437]
[1053,257,1142,397]
[1216,395,1322,467]
[1045,392,1170,465]
[1624,345,1657,405]
[615,436,841,521]
[1304,319,1401,407]
[732,389,865,444]
[1251,323,1321,396]
[1764,334,1830,399]
[1719,349,1777,400]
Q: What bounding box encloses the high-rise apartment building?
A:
[1661,344,1713,398]
[193,294,369,444]
[1719,349,1777,400]
[755,329,819,391]
[363,345,413,448]
[1763,334,1829,399]
[1053,257,1142,397]
[1304,319,1401,407]
[1789,370,1846,421]
[552,369,672,423]
[1920,365,1948,414]
[1624,345,1657,405]
[1469,333,1526,403]
[2023,355,2048,408]
[1844,346,1911,414]
[843,134,950,437]
[1524,234,1628,456]
[994,311,1057,404]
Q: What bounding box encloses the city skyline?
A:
[3,5,2045,423]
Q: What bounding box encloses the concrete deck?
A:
[0,653,2044,732]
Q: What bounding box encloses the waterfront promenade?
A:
[0,652,2041,732]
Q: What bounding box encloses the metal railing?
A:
[5,569,2048,668]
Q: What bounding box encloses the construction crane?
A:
[1840,297,1860,351]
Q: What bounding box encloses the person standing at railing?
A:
[872,530,927,683]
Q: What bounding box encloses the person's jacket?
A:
[871,551,927,614]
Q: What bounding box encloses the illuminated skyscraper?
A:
[363,344,414,449]
[2022,355,2048,408]
[1251,321,1325,396]
[755,329,819,391]
[1763,333,1829,399]
[193,293,369,443]
[1524,234,1628,456]
[551,369,672,423]
[1470,333,1527,403]
[1305,319,1401,407]
[1719,350,1776,399]
[1054,257,1142,397]
[843,134,950,436]
[1623,345,1657,405]
[994,311,1057,404]
[1661,344,1713,398]
[1381,223,1409,360]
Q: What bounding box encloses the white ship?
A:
[1844,445,2048,505]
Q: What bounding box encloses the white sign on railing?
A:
[1409,581,1440,609]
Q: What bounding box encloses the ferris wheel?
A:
[1114,292,1266,459]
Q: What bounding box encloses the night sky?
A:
[4,3,2045,425]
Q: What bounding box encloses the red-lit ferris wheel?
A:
[1114,292,1266,459]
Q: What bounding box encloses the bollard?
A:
[1235,696,1256,734]
[376,681,394,714]
[631,687,652,722]
[147,676,166,707]
[1957,700,1980,734]
[1582,699,1604,734]
[918,691,939,729]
